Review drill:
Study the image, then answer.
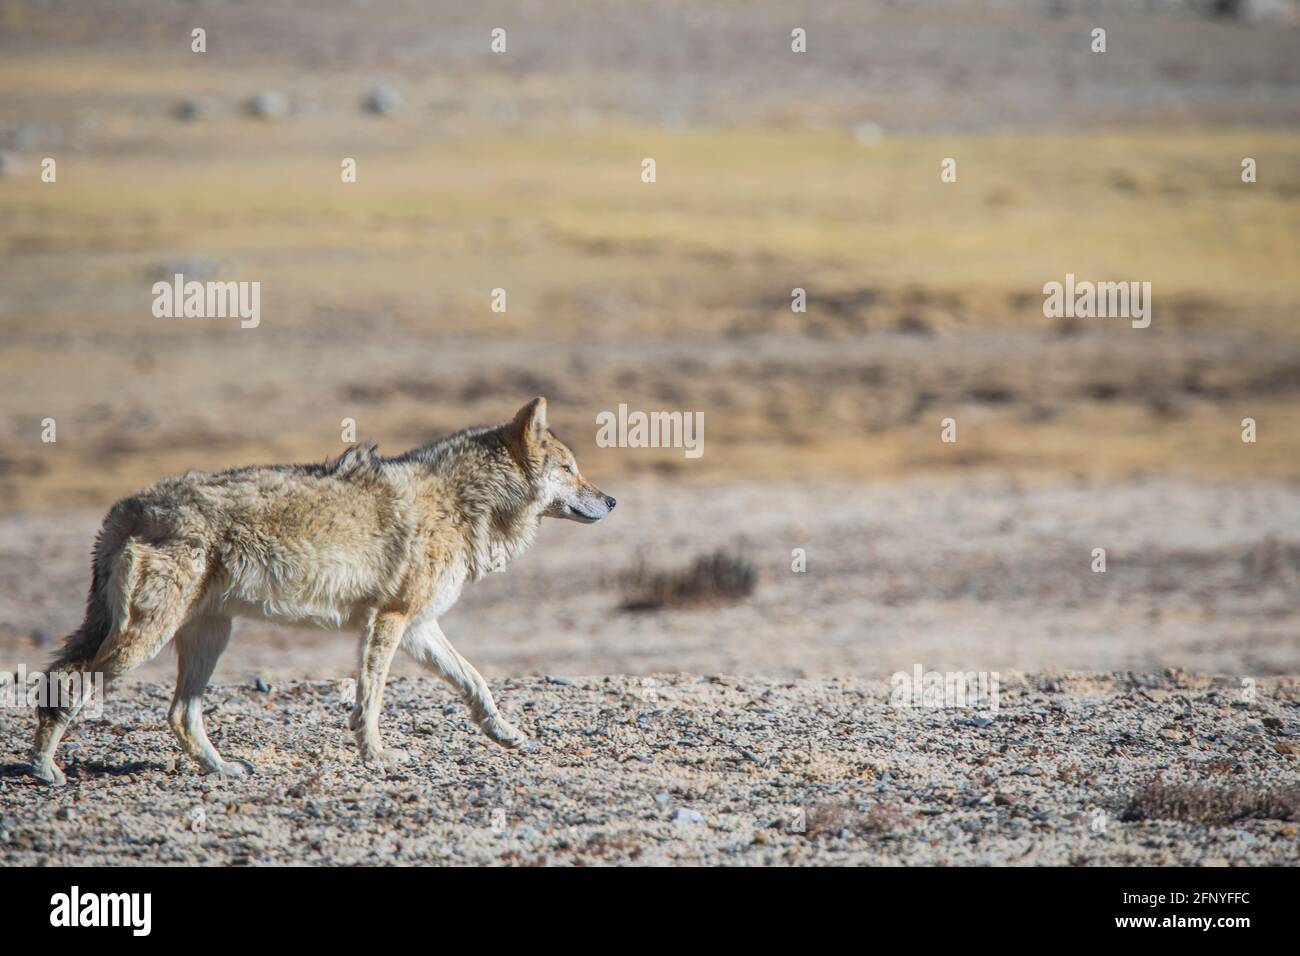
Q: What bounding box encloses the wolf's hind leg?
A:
[89,541,206,679]
[401,619,535,752]
[31,541,205,784]
[29,672,108,784]
[31,707,74,785]
[32,624,181,785]
[351,611,410,766]
[168,614,248,777]
[31,541,202,790]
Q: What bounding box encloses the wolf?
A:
[29,398,614,784]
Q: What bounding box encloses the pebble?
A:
[362,85,402,116]
[246,91,290,120]
[173,98,214,122]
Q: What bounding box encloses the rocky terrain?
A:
[1,672,1297,866]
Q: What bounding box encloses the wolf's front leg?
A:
[352,611,411,766]
[169,613,252,776]
[400,618,537,752]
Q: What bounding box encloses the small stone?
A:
[246,91,290,120]
[362,85,402,116]
[173,98,213,122]
[673,808,704,825]
[513,824,540,842]
[1228,0,1299,25]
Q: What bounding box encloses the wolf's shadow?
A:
[0,760,168,781]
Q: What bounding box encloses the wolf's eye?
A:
[565,462,577,475]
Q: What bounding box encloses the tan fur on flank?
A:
[29,398,615,785]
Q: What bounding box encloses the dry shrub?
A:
[574,832,642,862]
[1200,758,1243,777]
[620,548,756,612]
[1121,779,1300,826]
[805,801,903,838]
[1057,762,1096,785]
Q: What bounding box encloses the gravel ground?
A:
[1,672,1297,866]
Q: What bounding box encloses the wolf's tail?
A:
[38,541,115,716]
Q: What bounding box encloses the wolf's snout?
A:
[604,495,616,510]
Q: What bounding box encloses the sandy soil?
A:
[1,672,1297,866]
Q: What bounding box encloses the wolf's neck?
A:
[463,499,541,580]
[467,509,538,574]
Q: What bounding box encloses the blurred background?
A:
[1,0,1298,682]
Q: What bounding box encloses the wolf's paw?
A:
[208,758,256,778]
[488,722,539,753]
[361,746,411,768]
[347,707,363,732]
[30,759,67,786]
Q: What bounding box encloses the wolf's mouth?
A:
[567,504,603,523]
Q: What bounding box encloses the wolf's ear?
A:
[511,397,548,449]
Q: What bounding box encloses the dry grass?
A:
[7,125,1300,339]
[1121,779,1300,826]
[5,53,1300,509]
[805,801,904,838]
[1056,762,1097,785]
[619,548,756,612]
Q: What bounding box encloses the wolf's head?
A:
[504,398,615,523]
